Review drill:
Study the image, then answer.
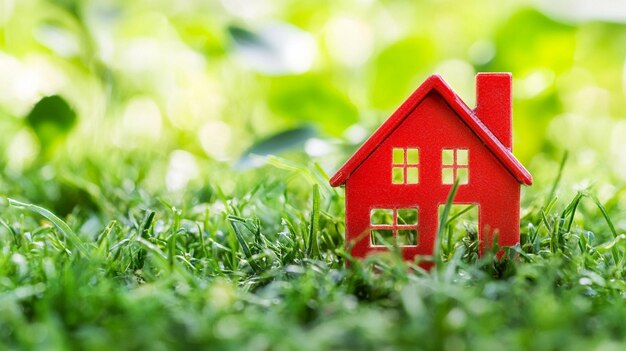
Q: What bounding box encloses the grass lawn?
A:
[1,151,626,351]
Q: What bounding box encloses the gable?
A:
[346,92,508,190]
[329,75,532,187]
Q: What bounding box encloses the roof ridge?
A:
[329,74,533,187]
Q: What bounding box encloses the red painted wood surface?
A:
[330,73,532,267]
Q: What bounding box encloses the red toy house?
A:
[329,73,532,264]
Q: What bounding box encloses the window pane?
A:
[442,167,454,184]
[406,148,419,165]
[457,167,469,185]
[392,148,405,165]
[371,209,394,225]
[392,167,404,184]
[442,149,454,165]
[397,208,418,225]
[371,229,394,246]
[406,167,419,184]
[397,230,418,246]
[438,204,478,250]
[457,149,468,166]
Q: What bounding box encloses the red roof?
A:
[330,75,533,187]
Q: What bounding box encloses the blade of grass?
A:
[135,210,156,269]
[228,215,261,272]
[435,179,460,270]
[96,220,118,254]
[446,204,476,223]
[0,217,19,246]
[591,194,620,265]
[139,210,156,239]
[591,195,618,239]
[307,184,320,258]
[562,192,583,232]
[546,151,568,207]
[8,198,89,256]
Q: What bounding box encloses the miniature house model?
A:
[330,73,532,264]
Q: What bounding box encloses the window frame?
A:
[441,148,469,185]
[370,207,419,247]
[391,147,420,185]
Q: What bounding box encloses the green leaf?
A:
[236,126,317,169]
[48,0,81,17]
[268,76,358,135]
[26,95,77,155]
[228,25,266,49]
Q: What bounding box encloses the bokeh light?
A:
[0,0,625,202]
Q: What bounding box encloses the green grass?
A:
[1,153,626,351]
[2,1,626,349]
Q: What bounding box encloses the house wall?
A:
[344,91,521,260]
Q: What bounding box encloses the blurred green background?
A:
[1,0,626,204]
